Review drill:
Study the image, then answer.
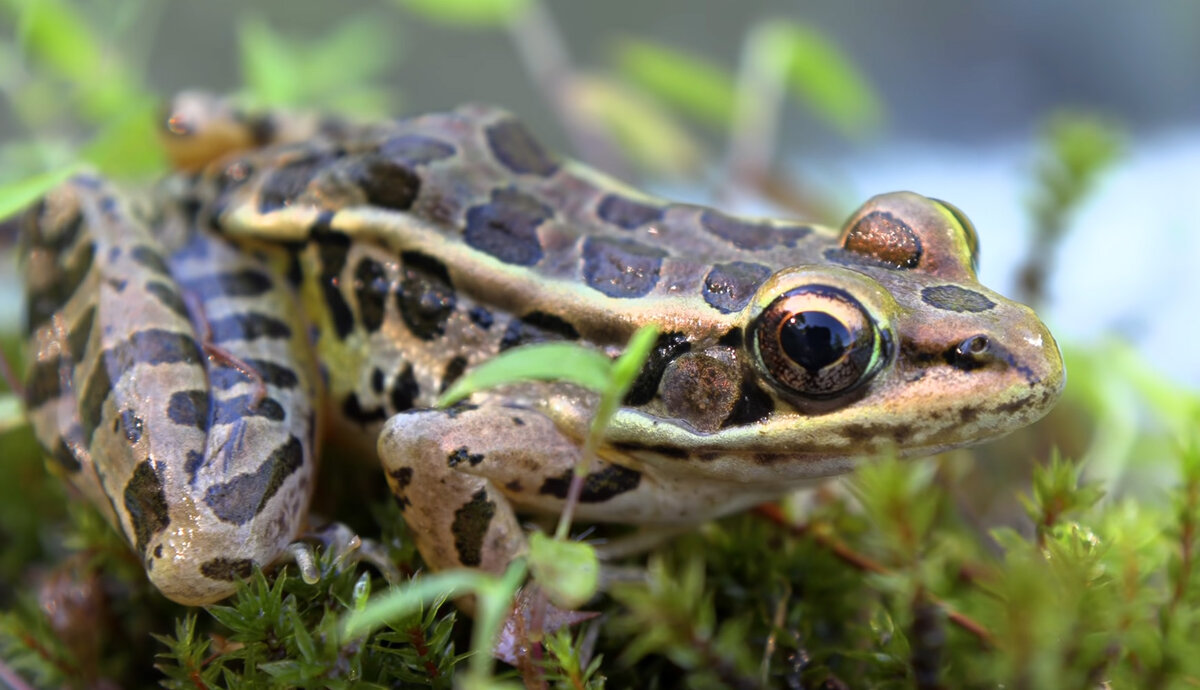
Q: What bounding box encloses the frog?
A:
[18,94,1065,606]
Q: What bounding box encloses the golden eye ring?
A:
[752,285,885,399]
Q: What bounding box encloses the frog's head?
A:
[610,192,1064,482]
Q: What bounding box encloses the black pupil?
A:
[779,311,851,372]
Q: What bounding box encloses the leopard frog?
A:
[19,96,1064,605]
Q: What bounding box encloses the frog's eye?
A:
[752,285,885,399]
[929,198,979,273]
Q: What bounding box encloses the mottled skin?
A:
[20,95,1064,604]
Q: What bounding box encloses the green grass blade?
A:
[437,342,613,407]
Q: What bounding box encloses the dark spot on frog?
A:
[184,450,204,485]
[154,545,163,559]
[211,359,300,390]
[504,479,523,492]
[447,446,485,468]
[959,406,980,423]
[371,367,386,394]
[309,214,356,339]
[993,396,1032,415]
[145,281,191,320]
[345,154,421,211]
[259,154,336,213]
[512,417,525,427]
[596,193,664,230]
[199,557,256,582]
[464,187,552,267]
[451,490,496,567]
[203,435,304,525]
[179,269,274,301]
[387,467,414,511]
[129,245,170,275]
[703,261,772,314]
[24,356,65,409]
[390,364,420,413]
[443,402,479,418]
[921,285,996,313]
[499,311,580,351]
[891,424,915,443]
[721,378,775,428]
[26,239,93,330]
[378,134,456,166]
[207,312,293,343]
[485,118,559,176]
[539,464,642,502]
[623,331,691,406]
[612,441,689,459]
[353,257,390,333]
[65,305,96,361]
[117,409,143,444]
[718,327,743,348]
[167,390,210,430]
[581,236,667,299]
[343,392,388,425]
[841,210,922,269]
[124,458,170,556]
[468,306,494,330]
[699,209,811,251]
[441,356,468,392]
[395,251,456,340]
[107,278,127,292]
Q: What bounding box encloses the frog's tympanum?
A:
[19,96,1064,605]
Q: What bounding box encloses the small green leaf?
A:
[570,76,704,177]
[81,99,167,177]
[610,324,660,397]
[751,21,883,139]
[391,0,529,26]
[528,532,599,609]
[342,570,484,638]
[0,165,79,221]
[613,38,737,129]
[239,17,304,107]
[437,342,614,407]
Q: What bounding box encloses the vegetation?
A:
[2,0,1196,688]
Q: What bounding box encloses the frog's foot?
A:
[283,521,403,586]
[377,404,568,574]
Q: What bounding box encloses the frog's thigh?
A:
[378,404,583,573]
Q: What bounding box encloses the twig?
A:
[755,504,995,647]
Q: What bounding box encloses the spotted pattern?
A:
[703,261,772,314]
[345,154,421,211]
[581,237,667,299]
[700,210,810,250]
[259,154,334,213]
[464,187,552,266]
[921,285,996,313]
[124,459,170,556]
[596,194,663,230]
[451,489,496,567]
[310,217,356,338]
[485,118,558,176]
[447,446,484,468]
[396,251,456,340]
[199,557,255,581]
[499,311,579,351]
[203,436,304,525]
[624,332,691,406]
[353,257,389,333]
[721,379,775,428]
[539,464,642,502]
[390,364,419,412]
[378,134,456,166]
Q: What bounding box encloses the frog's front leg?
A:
[377,402,582,573]
[378,398,769,575]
